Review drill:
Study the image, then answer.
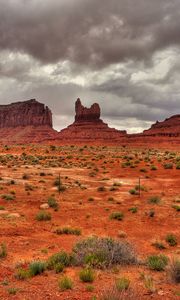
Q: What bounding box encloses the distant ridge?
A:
[0,98,179,144]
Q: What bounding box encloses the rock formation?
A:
[0,97,179,145]
[0,99,52,128]
[125,114,180,147]
[0,99,58,143]
[58,99,127,142]
[75,98,101,122]
[142,115,180,137]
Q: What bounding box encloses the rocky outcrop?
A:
[0,99,52,128]
[0,97,179,145]
[58,99,127,142]
[75,98,101,122]
[0,99,58,143]
[143,115,180,137]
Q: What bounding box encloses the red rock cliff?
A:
[75,98,101,122]
[58,98,127,142]
[143,115,180,136]
[0,99,52,128]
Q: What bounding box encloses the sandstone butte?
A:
[0,98,179,145]
[0,99,58,143]
[58,98,127,142]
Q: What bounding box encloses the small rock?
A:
[0,210,9,215]
[40,203,49,209]
[158,291,164,296]
[118,230,127,238]
[7,213,21,218]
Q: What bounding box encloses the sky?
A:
[0,0,180,133]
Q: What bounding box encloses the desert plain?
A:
[0,143,179,300]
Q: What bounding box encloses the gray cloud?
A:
[0,0,180,67]
[0,0,180,133]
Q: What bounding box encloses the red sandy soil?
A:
[0,144,179,299]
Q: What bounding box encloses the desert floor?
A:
[0,144,179,299]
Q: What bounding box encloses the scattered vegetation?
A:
[47,251,72,270]
[36,210,51,221]
[165,234,177,246]
[148,196,161,204]
[79,268,95,283]
[72,237,137,268]
[115,277,130,291]
[0,243,7,258]
[29,261,46,276]
[168,258,180,283]
[147,254,168,271]
[109,212,124,221]
[58,276,73,291]
[47,196,59,210]
[55,227,81,236]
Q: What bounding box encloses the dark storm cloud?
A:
[0,0,180,67]
[92,74,180,122]
[0,0,180,133]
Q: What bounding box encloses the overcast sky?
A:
[0,0,180,133]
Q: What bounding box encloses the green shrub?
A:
[148,196,161,204]
[88,197,94,202]
[54,177,66,192]
[135,185,147,192]
[22,173,30,180]
[97,186,106,192]
[115,277,130,291]
[29,261,46,276]
[40,172,46,176]
[147,254,168,271]
[48,197,59,210]
[109,186,118,191]
[129,189,138,195]
[109,212,124,221]
[140,168,147,173]
[151,241,166,250]
[149,209,155,217]
[151,165,157,170]
[50,145,56,151]
[47,251,72,270]
[8,287,19,295]
[163,163,173,169]
[55,263,64,273]
[143,275,156,293]
[58,276,73,291]
[100,287,139,300]
[168,258,180,283]
[86,285,94,292]
[15,268,30,280]
[1,194,15,201]
[128,207,138,214]
[36,210,51,221]
[172,205,180,212]
[166,234,177,246]
[79,268,95,282]
[72,237,137,269]
[108,197,114,202]
[0,243,7,258]
[55,227,81,236]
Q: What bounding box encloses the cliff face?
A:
[75,98,101,122]
[0,97,179,145]
[0,99,58,143]
[143,115,180,137]
[58,99,127,142]
[0,99,52,128]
